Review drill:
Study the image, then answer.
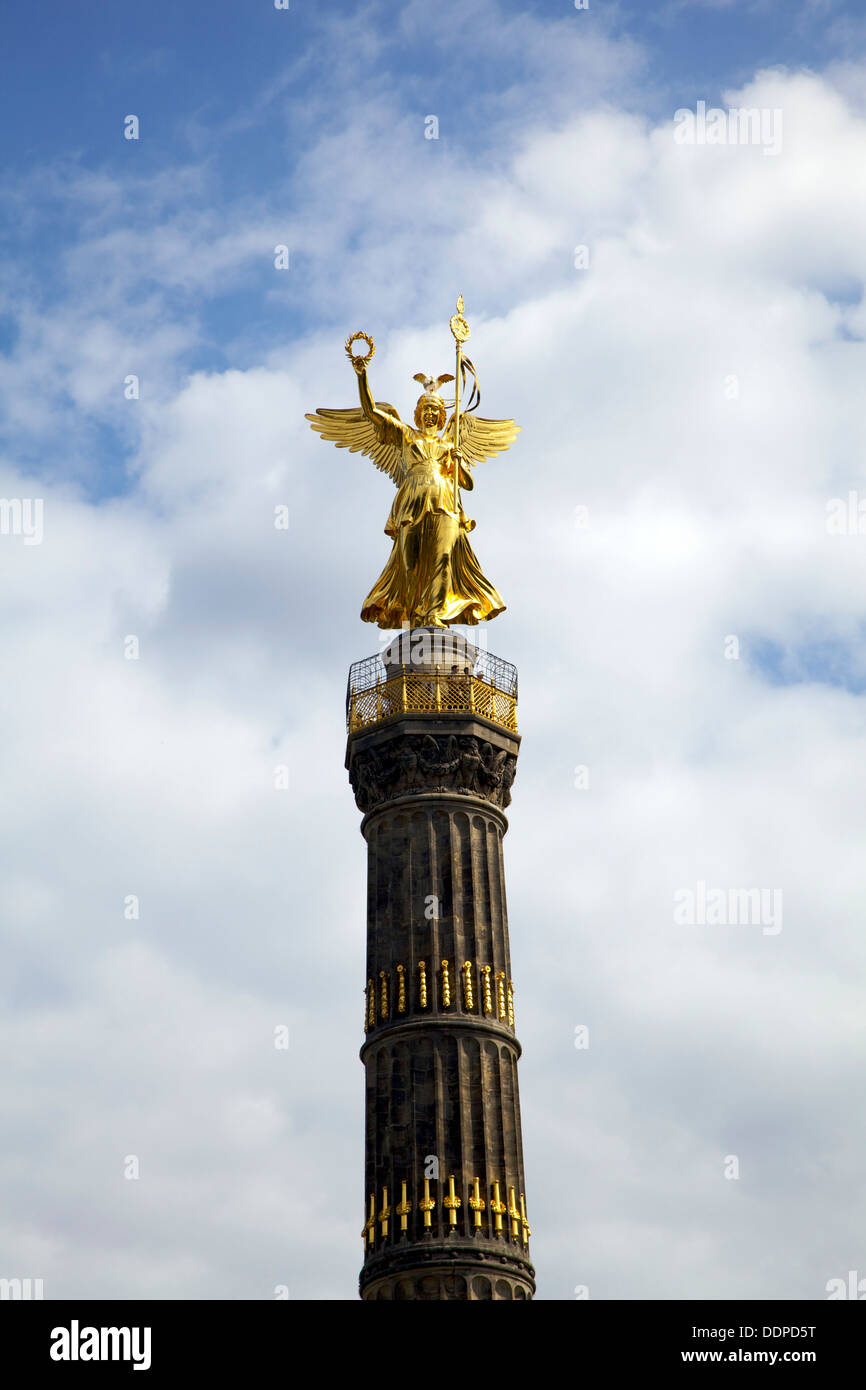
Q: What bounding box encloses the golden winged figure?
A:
[305,317,519,628]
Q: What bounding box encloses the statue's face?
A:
[420,401,441,432]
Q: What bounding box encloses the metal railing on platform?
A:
[346,641,518,734]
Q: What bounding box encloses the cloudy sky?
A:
[1,0,865,1301]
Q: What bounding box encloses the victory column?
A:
[307,300,535,1300]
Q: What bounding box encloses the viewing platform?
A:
[346,629,518,735]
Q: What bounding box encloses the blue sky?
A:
[0,0,858,175]
[3,0,865,498]
[1,0,866,1302]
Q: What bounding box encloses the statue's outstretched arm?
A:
[306,351,405,484]
[353,360,402,440]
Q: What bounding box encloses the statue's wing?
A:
[305,404,405,484]
[447,413,520,467]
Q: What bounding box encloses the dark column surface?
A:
[346,703,535,1301]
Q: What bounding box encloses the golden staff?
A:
[449,295,470,514]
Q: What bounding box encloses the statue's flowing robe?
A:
[360,420,505,628]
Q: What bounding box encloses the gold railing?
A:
[347,671,518,734]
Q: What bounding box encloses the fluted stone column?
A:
[346,631,534,1301]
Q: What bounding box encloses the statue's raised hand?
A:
[345,331,375,376]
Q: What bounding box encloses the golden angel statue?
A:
[305,300,519,629]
